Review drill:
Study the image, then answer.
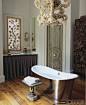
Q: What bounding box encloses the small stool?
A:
[22,79,42,101]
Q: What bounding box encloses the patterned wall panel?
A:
[7,17,21,51]
[74,16,86,77]
[47,25,63,71]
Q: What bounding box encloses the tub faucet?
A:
[58,73,60,75]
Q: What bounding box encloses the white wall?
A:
[2,0,30,52]
[64,3,71,73]
[29,0,41,17]
[80,0,86,17]
[0,0,5,83]
[29,0,46,66]
[70,0,80,71]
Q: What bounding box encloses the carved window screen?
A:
[7,17,21,51]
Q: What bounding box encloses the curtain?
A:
[3,55,38,80]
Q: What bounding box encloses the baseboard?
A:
[0,75,5,83]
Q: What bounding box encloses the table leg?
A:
[27,86,37,101]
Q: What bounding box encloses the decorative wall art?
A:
[74,15,86,78]
[7,17,21,51]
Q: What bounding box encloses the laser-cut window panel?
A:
[7,17,21,51]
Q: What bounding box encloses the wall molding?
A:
[0,0,5,83]
[30,14,39,53]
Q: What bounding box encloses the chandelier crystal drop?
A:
[34,0,71,27]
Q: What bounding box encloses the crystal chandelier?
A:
[34,0,71,27]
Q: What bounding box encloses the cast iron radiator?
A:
[3,54,38,80]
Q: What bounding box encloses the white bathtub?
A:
[31,65,79,103]
[31,65,78,80]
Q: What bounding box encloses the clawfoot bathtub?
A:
[31,65,78,103]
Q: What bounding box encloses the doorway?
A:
[47,25,63,71]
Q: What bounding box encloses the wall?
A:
[70,0,80,71]
[32,18,36,49]
[80,0,86,17]
[29,0,86,71]
[0,0,5,83]
[65,3,71,73]
[29,0,71,72]
[2,0,30,53]
[29,0,45,66]
[70,0,86,71]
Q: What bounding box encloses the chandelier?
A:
[34,0,71,27]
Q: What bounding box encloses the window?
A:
[7,17,21,51]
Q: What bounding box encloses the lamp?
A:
[34,0,71,27]
[25,32,28,41]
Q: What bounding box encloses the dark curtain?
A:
[3,55,38,80]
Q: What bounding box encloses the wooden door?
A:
[47,25,63,71]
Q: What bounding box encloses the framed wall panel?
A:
[7,17,21,51]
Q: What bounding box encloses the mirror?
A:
[31,17,36,51]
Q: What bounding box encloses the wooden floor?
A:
[0,76,85,105]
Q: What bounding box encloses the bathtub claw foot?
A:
[47,85,54,90]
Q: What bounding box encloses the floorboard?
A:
[0,76,85,105]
